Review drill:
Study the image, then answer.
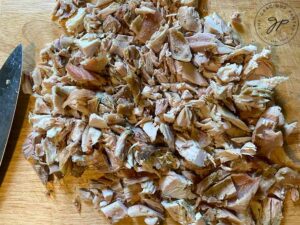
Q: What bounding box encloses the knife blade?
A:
[0,45,23,167]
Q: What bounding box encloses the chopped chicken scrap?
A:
[23,1,299,225]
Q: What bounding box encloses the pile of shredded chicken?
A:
[23,0,300,224]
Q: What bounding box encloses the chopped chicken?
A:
[233,76,287,113]
[66,63,105,87]
[34,97,51,114]
[275,167,300,185]
[169,28,192,62]
[204,12,230,35]
[261,197,283,225]
[196,169,230,195]
[216,209,243,225]
[114,129,132,160]
[146,24,169,53]
[62,89,96,115]
[217,105,250,132]
[174,106,193,129]
[100,200,128,223]
[96,0,113,8]
[110,34,134,57]
[65,8,86,33]
[175,137,211,167]
[177,6,201,32]
[103,15,121,33]
[130,11,162,43]
[127,205,164,219]
[175,61,208,86]
[102,189,114,203]
[216,63,243,83]
[135,6,156,15]
[252,106,285,157]
[160,171,196,199]
[186,32,218,53]
[96,2,120,20]
[284,122,298,137]
[25,1,300,225]
[81,54,108,73]
[75,38,101,57]
[52,0,77,21]
[203,175,236,202]
[89,113,109,129]
[227,174,260,213]
[142,121,159,142]
[144,217,159,225]
[225,44,257,62]
[81,126,102,152]
[244,48,274,78]
[162,200,204,225]
[159,123,175,150]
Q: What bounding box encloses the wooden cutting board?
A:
[0,0,300,224]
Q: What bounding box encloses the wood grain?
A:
[0,1,300,225]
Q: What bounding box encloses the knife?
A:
[0,45,23,168]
